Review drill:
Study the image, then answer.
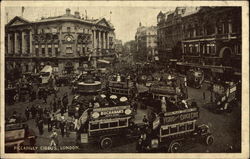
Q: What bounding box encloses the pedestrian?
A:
[60,120,66,138]
[62,93,69,111]
[65,120,70,137]
[60,106,65,116]
[50,129,59,146]
[30,105,36,119]
[43,93,47,104]
[51,114,56,128]
[37,105,43,117]
[143,115,148,124]
[12,111,17,120]
[57,97,62,111]
[53,100,57,113]
[37,116,44,135]
[47,113,52,132]
[25,107,30,120]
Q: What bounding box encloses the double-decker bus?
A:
[76,96,145,149]
[108,75,136,98]
[136,98,213,153]
[209,81,238,113]
[186,69,204,89]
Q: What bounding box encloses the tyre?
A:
[168,141,181,153]
[100,137,113,149]
[205,135,214,146]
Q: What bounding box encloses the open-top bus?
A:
[76,96,145,149]
[136,98,213,153]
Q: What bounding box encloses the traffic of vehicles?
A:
[4,62,241,153]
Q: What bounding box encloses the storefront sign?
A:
[162,109,199,124]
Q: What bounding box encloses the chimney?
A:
[66,8,71,16]
[75,11,80,18]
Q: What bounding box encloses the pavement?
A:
[5,82,241,153]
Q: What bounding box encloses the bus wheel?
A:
[168,141,181,153]
[205,135,214,146]
[100,137,112,149]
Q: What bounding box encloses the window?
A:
[83,46,85,54]
[42,48,45,56]
[187,122,194,130]
[67,27,71,32]
[161,127,170,135]
[110,122,118,127]
[55,48,59,56]
[100,123,109,129]
[170,125,178,134]
[48,45,52,55]
[179,124,186,132]
[217,22,223,34]
[35,45,39,56]
[66,44,73,54]
[90,123,99,130]
[48,48,52,55]
[224,22,229,34]
[119,119,127,126]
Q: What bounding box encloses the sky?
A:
[5,6,174,43]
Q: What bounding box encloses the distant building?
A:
[5,8,116,75]
[123,40,137,64]
[114,39,123,54]
[135,23,157,62]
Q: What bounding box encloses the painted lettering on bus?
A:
[162,111,199,124]
[100,109,124,116]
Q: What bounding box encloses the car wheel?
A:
[100,137,112,149]
[205,135,214,145]
[168,141,181,153]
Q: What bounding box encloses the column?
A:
[45,44,48,57]
[92,30,96,50]
[98,30,101,50]
[100,31,103,49]
[14,32,18,54]
[29,30,33,55]
[103,32,106,49]
[52,43,55,57]
[8,33,11,54]
[22,31,26,54]
[106,33,109,49]
[228,20,232,34]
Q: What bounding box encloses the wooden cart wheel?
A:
[205,135,214,145]
[100,137,113,149]
[168,141,181,153]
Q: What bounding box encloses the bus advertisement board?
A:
[162,108,199,125]
[91,105,132,119]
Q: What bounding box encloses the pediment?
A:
[6,16,30,27]
[96,18,110,28]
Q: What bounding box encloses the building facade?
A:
[157,7,200,62]
[178,7,241,80]
[157,7,241,80]
[135,23,157,62]
[5,8,116,75]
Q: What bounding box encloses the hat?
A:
[110,95,117,99]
